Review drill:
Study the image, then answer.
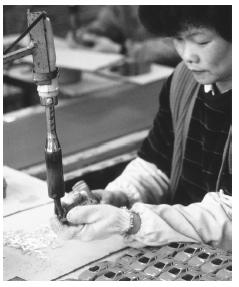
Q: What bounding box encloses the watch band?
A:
[121,207,141,236]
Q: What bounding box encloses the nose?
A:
[177,41,200,64]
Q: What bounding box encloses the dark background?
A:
[3,5,104,37]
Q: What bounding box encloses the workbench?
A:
[3,167,127,281]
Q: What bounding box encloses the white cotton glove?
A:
[90,189,130,207]
[65,204,130,241]
[50,180,99,240]
[64,180,130,208]
[50,215,84,240]
[50,181,130,240]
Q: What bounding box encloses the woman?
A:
[56,5,232,250]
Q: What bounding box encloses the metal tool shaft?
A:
[45,103,65,218]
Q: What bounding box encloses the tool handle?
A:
[45,149,65,200]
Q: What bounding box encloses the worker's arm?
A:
[63,190,231,251]
[105,157,170,206]
[127,190,232,250]
[67,156,170,209]
[102,75,174,207]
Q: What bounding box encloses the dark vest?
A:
[169,62,232,201]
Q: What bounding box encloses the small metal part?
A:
[78,261,113,281]
[95,266,125,281]
[37,77,59,106]
[72,180,99,204]
[54,180,100,226]
[215,262,232,280]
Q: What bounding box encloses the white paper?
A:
[55,48,123,71]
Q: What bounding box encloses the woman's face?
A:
[173,27,232,91]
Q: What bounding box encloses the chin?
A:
[192,74,216,85]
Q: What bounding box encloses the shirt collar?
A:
[204,84,232,96]
[204,84,216,95]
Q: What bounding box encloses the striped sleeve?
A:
[138,75,174,178]
[105,157,170,206]
[126,191,232,251]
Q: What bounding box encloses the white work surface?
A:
[3,166,50,216]
[3,167,126,281]
[55,48,123,71]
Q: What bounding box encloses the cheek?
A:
[203,43,232,72]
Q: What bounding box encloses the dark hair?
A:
[138,5,232,42]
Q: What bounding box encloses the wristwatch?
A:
[121,207,141,235]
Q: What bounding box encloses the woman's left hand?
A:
[63,204,130,241]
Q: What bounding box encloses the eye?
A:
[194,37,211,45]
[197,41,210,45]
[174,37,184,43]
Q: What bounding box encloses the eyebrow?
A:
[177,29,207,38]
[189,31,207,37]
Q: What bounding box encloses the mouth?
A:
[191,70,207,76]
[190,69,206,73]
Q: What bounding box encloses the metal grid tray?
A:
[67,242,231,281]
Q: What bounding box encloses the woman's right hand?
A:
[61,180,129,210]
[92,189,130,207]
